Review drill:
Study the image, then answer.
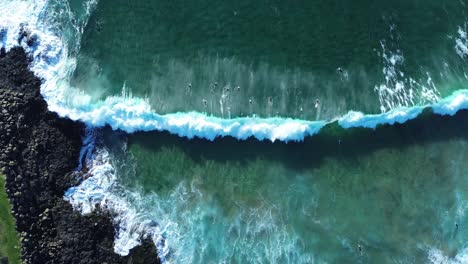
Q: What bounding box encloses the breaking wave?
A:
[1,0,468,143]
[65,135,170,260]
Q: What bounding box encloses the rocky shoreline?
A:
[0,47,159,264]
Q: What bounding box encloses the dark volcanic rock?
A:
[0,47,160,264]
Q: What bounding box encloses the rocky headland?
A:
[0,47,159,264]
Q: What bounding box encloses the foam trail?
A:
[455,25,468,59]
[427,247,468,264]
[374,31,440,113]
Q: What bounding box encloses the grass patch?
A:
[0,174,21,264]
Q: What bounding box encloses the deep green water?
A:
[72,0,468,119]
[66,0,468,263]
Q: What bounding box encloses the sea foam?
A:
[427,247,468,264]
[65,144,170,260]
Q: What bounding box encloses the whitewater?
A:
[1,0,468,263]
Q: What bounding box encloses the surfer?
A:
[314,99,320,108]
[267,96,273,116]
[358,244,363,255]
[337,67,349,81]
[268,96,273,105]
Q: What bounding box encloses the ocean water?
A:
[73,0,467,119]
[1,0,468,263]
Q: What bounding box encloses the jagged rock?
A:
[26,34,37,47]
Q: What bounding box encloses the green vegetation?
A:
[0,174,21,264]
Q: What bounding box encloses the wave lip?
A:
[338,107,424,129]
[433,89,468,115]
